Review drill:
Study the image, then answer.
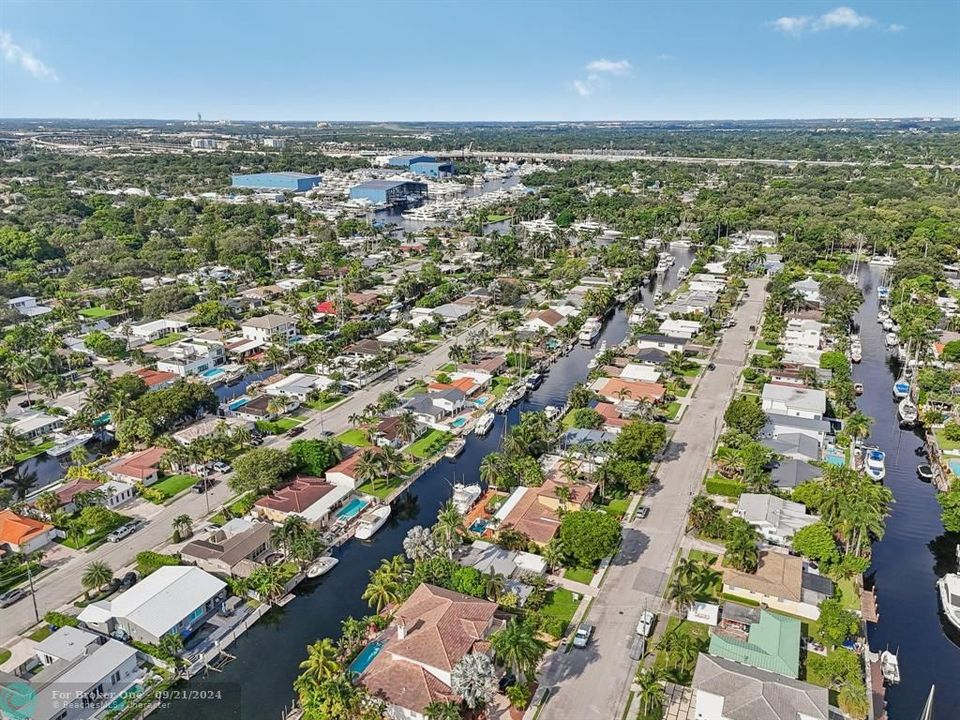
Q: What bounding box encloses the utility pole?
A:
[25,555,40,624]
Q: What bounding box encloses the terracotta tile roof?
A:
[0,509,53,546]
[254,476,334,513]
[52,479,101,505]
[500,480,597,545]
[596,377,666,403]
[326,448,379,479]
[723,552,804,602]
[105,446,167,480]
[360,584,497,715]
[376,416,402,441]
[133,368,177,388]
[530,308,565,326]
[315,300,336,315]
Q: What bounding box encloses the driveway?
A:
[536,278,766,720]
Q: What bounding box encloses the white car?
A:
[106,525,133,543]
[573,623,594,648]
[636,610,656,637]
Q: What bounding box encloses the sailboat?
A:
[917,685,935,720]
[845,234,864,284]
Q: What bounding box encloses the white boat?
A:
[882,318,895,331]
[898,398,919,426]
[579,318,602,345]
[878,310,890,323]
[46,431,94,458]
[474,412,495,436]
[865,447,886,481]
[845,273,858,284]
[677,266,688,280]
[354,505,391,540]
[544,405,561,421]
[870,255,897,267]
[849,336,862,363]
[451,483,482,515]
[628,308,647,325]
[893,378,911,399]
[885,332,899,348]
[938,545,960,632]
[880,649,901,685]
[306,556,339,578]
[444,437,466,459]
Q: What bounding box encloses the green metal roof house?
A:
[708,610,801,678]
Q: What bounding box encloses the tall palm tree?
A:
[0,426,28,469]
[688,494,720,533]
[81,561,113,598]
[667,570,697,615]
[479,453,504,488]
[272,515,310,555]
[172,514,193,539]
[354,448,384,491]
[10,355,38,405]
[395,411,419,445]
[490,617,547,684]
[635,668,664,715]
[299,638,342,683]
[362,573,400,613]
[433,501,462,559]
[844,411,873,445]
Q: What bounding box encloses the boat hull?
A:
[306,557,339,578]
[355,506,391,540]
[937,574,960,633]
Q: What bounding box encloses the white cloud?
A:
[887,23,906,32]
[585,58,632,76]
[573,79,593,97]
[773,16,810,34]
[815,6,874,30]
[0,30,57,80]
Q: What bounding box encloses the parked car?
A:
[213,461,232,474]
[0,588,28,607]
[287,426,305,438]
[193,480,211,493]
[123,520,143,534]
[707,362,716,370]
[636,610,656,637]
[573,622,595,648]
[636,506,650,519]
[120,572,138,589]
[629,635,647,661]
[248,436,263,446]
[106,525,133,543]
[497,672,516,693]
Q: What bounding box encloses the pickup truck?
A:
[636,610,656,637]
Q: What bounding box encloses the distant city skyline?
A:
[1,0,958,121]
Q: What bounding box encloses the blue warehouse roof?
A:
[354,179,413,190]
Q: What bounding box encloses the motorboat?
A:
[677,266,688,280]
[917,464,935,482]
[877,309,890,323]
[524,372,543,391]
[544,405,561,421]
[893,378,911,400]
[451,483,482,515]
[865,447,887,481]
[877,286,890,300]
[885,333,899,348]
[444,437,466,459]
[898,398,919,427]
[870,255,897,267]
[854,383,864,396]
[473,412,495,436]
[579,318,602,345]
[46,431,94,458]
[882,318,895,331]
[849,337,862,363]
[306,556,339,578]
[354,505,391,540]
[880,649,901,685]
[628,308,647,325]
[937,545,960,633]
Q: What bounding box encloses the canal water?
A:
[152,247,693,720]
[856,266,960,717]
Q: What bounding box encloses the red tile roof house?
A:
[0,509,57,554]
[374,416,424,449]
[104,446,168,486]
[253,475,351,526]
[325,448,381,489]
[359,584,500,720]
[133,368,177,392]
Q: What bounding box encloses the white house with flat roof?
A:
[659,318,702,339]
[77,566,226,644]
[734,493,819,547]
[7,295,54,318]
[762,384,826,420]
[128,318,188,343]
[264,372,335,402]
[155,339,224,377]
[2,410,64,440]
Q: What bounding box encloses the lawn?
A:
[255,417,302,435]
[490,377,513,399]
[358,474,407,500]
[406,429,453,459]
[665,402,682,420]
[0,649,10,665]
[152,332,185,347]
[15,440,54,462]
[336,428,371,447]
[79,306,120,319]
[651,616,710,685]
[835,577,860,612]
[0,560,41,594]
[439,362,457,372]
[28,625,53,642]
[540,588,579,635]
[305,394,344,411]
[60,513,131,550]
[402,382,428,398]
[934,428,960,453]
[150,474,199,500]
[486,214,510,223]
[599,496,630,519]
[563,566,595,584]
[686,550,722,602]
[756,340,779,352]
[681,366,702,377]
[667,382,690,397]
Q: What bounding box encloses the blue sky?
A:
[1,1,957,120]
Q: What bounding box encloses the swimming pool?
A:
[469,519,489,534]
[336,497,369,521]
[228,398,249,411]
[201,368,225,379]
[451,417,468,428]
[474,396,489,406]
[348,640,383,675]
[106,683,143,712]
[949,459,960,477]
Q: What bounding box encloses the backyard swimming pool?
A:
[451,417,468,428]
[469,518,489,534]
[336,497,369,521]
[474,396,489,406]
[228,398,249,411]
[348,641,383,675]
[106,683,143,712]
[201,368,225,379]
[824,444,846,466]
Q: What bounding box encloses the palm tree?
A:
[433,501,462,559]
[272,515,310,555]
[688,494,720,533]
[666,570,697,615]
[172,514,193,540]
[9,469,37,500]
[665,351,691,378]
[252,566,287,603]
[380,446,405,480]
[484,568,506,601]
[0,426,28,469]
[395,411,419,445]
[266,396,287,419]
[159,631,184,659]
[451,652,496,710]
[362,573,400,613]
[81,561,113,598]
[424,701,462,720]
[232,425,252,451]
[554,484,572,512]
[844,411,872,445]
[479,453,504,488]
[724,519,760,573]
[10,355,38,405]
[635,668,664,715]
[490,617,547,684]
[714,446,745,478]
[542,539,565,573]
[299,638,342,683]
[354,448,383,491]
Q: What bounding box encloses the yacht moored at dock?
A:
[898,398,918,427]
[579,317,602,345]
[444,437,466,459]
[937,545,960,633]
[880,649,901,685]
[306,556,339,578]
[850,337,862,363]
[473,412,495,436]
[451,483,482,515]
[893,378,911,400]
[865,447,887,481]
[354,504,391,541]
[46,431,94,458]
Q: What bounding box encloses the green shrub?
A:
[44,611,79,628]
[136,551,181,576]
[705,476,746,498]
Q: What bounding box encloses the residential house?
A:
[181,519,274,578]
[233,394,297,422]
[358,584,499,720]
[254,475,352,526]
[707,610,802,679]
[172,416,251,446]
[128,318,187,343]
[155,339,225,378]
[783,319,824,352]
[2,410,64,440]
[722,552,833,620]
[458,540,547,579]
[634,334,686,354]
[459,355,508,376]
[790,278,822,307]
[691,654,828,720]
[403,394,448,425]
[0,509,56,553]
[25,628,141,720]
[45,478,134,514]
[133,368,178,391]
[77,566,227,644]
[761,385,826,420]
[592,377,666,405]
[762,413,830,445]
[770,459,821,493]
[343,339,384,359]
[734,494,818,546]
[618,364,663,384]
[240,314,298,345]
[495,478,596,546]
[632,348,672,366]
[761,434,821,463]
[659,318,702,339]
[104,446,167,486]
[521,308,567,334]
[377,327,414,345]
[374,416,423,449]
[7,295,54,318]
[264,372,335,402]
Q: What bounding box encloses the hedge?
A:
[705,476,746,498]
[136,551,181,576]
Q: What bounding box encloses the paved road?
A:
[0,317,492,642]
[537,277,766,720]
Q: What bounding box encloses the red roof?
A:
[134,368,177,388]
[315,301,336,315]
[254,476,335,513]
[326,448,379,480]
[105,446,167,480]
[0,509,53,547]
